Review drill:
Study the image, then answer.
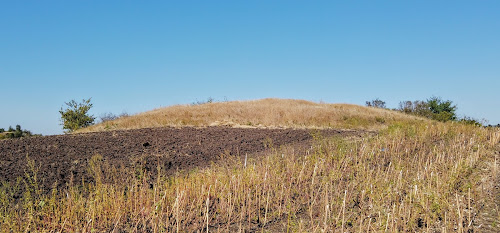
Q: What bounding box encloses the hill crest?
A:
[77,98,422,133]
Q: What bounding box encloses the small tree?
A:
[426,97,457,121]
[99,112,118,123]
[13,125,22,138]
[398,100,432,117]
[398,97,457,122]
[460,116,482,127]
[0,125,32,139]
[59,98,95,133]
[365,98,386,108]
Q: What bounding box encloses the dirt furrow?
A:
[0,126,366,192]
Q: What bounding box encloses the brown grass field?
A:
[1,99,499,232]
[77,98,421,133]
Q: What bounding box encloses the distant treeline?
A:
[0,125,39,139]
[366,97,495,127]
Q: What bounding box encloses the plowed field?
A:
[0,127,366,192]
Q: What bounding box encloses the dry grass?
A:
[77,98,422,133]
[2,121,499,232]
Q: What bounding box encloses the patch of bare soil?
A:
[0,126,367,194]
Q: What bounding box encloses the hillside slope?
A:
[3,99,500,232]
[78,98,422,133]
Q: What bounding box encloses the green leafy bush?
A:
[0,125,33,139]
[59,98,95,133]
[398,100,432,117]
[426,97,457,121]
[459,117,482,127]
[398,97,457,122]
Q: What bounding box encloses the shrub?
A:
[99,111,129,123]
[365,98,386,108]
[398,97,457,122]
[398,100,432,117]
[119,112,129,118]
[0,125,33,139]
[59,98,95,133]
[13,125,22,138]
[460,117,482,127]
[99,112,118,123]
[192,97,216,105]
[426,97,457,121]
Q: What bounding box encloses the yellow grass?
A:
[77,98,423,133]
[3,99,499,232]
[2,121,499,232]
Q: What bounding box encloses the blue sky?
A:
[1,1,499,135]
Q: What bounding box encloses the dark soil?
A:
[0,126,367,193]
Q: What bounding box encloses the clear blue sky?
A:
[1,1,499,135]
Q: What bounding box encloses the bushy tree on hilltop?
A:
[59,98,95,133]
[426,97,457,121]
[365,98,386,108]
[398,97,458,122]
[460,116,483,127]
[0,125,34,139]
[99,112,119,123]
[398,100,431,117]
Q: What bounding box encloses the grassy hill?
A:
[78,98,422,133]
[3,99,500,232]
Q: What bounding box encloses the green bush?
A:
[459,117,482,127]
[59,98,95,133]
[427,97,457,121]
[0,125,33,139]
[398,100,432,117]
[398,97,457,122]
[13,125,22,138]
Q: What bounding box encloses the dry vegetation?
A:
[2,99,499,232]
[77,98,421,133]
[2,120,499,232]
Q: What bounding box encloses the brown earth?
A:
[0,126,368,194]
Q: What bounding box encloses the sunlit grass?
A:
[77,98,422,133]
[2,121,499,232]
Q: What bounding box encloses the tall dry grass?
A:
[2,121,499,232]
[78,98,422,133]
